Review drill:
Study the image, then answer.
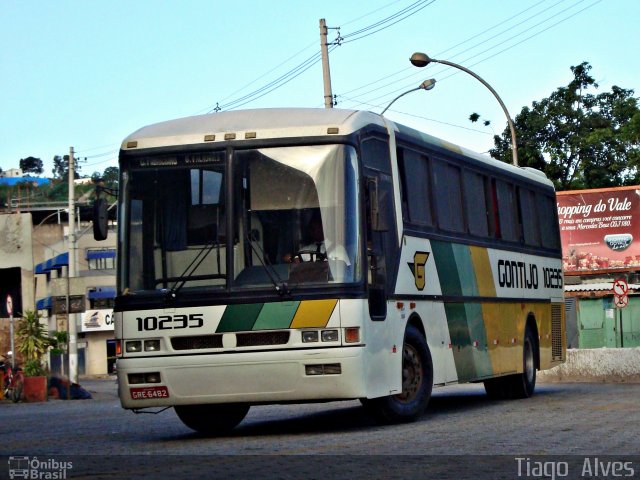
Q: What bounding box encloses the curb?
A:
[538,347,640,383]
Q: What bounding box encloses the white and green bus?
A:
[97,108,565,434]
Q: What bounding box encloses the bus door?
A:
[361,137,398,320]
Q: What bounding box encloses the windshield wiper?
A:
[166,240,221,302]
[246,233,291,297]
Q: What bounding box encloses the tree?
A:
[51,154,80,180]
[103,166,119,187]
[52,155,67,179]
[488,62,640,190]
[19,156,44,175]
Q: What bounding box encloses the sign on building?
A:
[81,309,114,332]
[557,186,640,272]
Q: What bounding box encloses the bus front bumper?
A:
[116,346,367,409]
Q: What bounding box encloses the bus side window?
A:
[539,194,561,249]
[463,170,489,237]
[432,158,464,233]
[488,178,501,239]
[518,187,541,247]
[398,147,433,227]
[495,179,519,242]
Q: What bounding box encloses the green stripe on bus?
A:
[464,302,493,379]
[451,243,479,297]
[444,302,476,381]
[444,302,493,382]
[217,303,264,332]
[431,241,462,296]
[253,301,301,330]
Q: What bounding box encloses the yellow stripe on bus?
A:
[290,299,338,328]
[469,246,496,297]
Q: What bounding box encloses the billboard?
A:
[557,186,640,272]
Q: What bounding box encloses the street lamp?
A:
[381,78,436,115]
[409,52,519,167]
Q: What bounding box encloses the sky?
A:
[1,0,639,177]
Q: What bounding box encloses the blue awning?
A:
[86,249,116,260]
[35,252,68,274]
[87,287,116,299]
[36,297,53,310]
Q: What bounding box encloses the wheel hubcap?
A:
[398,343,423,403]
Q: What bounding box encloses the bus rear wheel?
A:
[362,325,433,423]
[484,326,537,400]
[175,403,250,435]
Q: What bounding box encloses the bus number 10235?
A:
[136,314,204,331]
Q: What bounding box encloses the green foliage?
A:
[490,62,640,190]
[19,156,44,175]
[102,166,119,188]
[16,310,52,365]
[23,358,46,377]
[50,331,68,355]
[52,155,67,179]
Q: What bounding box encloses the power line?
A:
[341,0,436,43]
[342,0,600,112]
[205,0,437,112]
[340,0,580,108]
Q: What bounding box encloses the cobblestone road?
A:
[1,380,638,479]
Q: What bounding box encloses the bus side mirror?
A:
[367,177,389,232]
[93,198,109,241]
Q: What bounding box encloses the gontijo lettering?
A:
[498,260,563,289]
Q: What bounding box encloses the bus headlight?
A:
[321,329,339,342]
[302,331,319,343]
[144,340,161,352]
[125,341,142,353]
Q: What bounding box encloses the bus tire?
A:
[484,326,537,400]
[175,403,250,435]
[362,325,433,423]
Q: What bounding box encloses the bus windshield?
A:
[120,144,361,295]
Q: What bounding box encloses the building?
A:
[0,168,23,178]
[34,223,117,376]
[0,207,117,377]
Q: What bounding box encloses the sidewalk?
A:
[77,374,119,400]
[538,347,640,383]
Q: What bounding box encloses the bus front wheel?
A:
[175,403,250,435]
[362,325,433,423]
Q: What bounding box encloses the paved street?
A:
[1,379,639,479]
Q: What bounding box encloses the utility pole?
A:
[68,146,78,384]
[319,18,334,109]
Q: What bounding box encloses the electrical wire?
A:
[341,0,436,43]
[340,0,579,108]
[343,0,600,112]
[205,0,437,112]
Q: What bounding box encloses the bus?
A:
[95,108,565,434]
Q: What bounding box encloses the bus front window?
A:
[120,145,360,296]
[233,144,361,289]
[121,152,227,294]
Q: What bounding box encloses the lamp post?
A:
[381,78,436,115]
[409,52,519,167]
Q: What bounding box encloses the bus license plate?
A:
[130,386,169,400]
